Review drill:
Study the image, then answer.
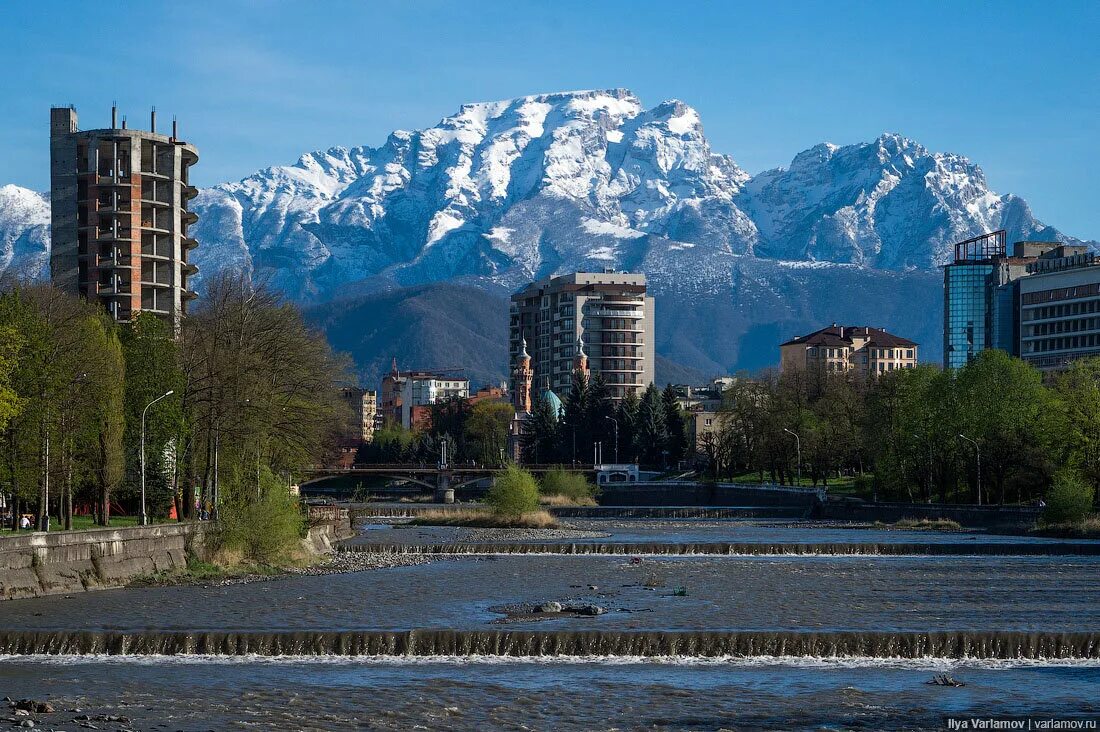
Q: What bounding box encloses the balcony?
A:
[589,308,643,318]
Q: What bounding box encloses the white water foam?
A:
[2,654,1097,670]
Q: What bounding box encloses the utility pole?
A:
[605,416,619,464]
[957,433,981,506]
[141,390,174,526]
[783,428,801,486]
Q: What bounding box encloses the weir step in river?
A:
[338,541,1100,557]
[0,629,1096,659]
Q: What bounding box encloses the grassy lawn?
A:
[723,471,866,494]
[42,515,143,532]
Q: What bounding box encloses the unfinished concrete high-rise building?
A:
[50,105,199,329]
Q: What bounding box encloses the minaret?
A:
[513,337,534,414]
[574,337,589,377]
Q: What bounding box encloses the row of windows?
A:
[1022,282,1100,306]
[1024,335,1100,354]
[1022,299,1100,321]
[1024,318,1100,338]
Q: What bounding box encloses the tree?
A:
[1042,469,1095,526]
[121,313,185,521]
[464,400,514,465]
[561,370,590,464]
[616,390,640,463]
[661,385,688,467]
[521,393,559,464]
[0,326,22,433]
[1053,357,1100,504]
[484,465,539,517]
[180,273,349,519]
[954,350,1062,505]
[635,384,668,467]
[88,318,125,526]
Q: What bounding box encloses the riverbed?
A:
[0,517,1096,730]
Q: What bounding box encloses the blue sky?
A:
[1,0,1097,238]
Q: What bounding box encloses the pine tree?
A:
[521,393,560,465]
[586,372,616,460]
[662,384,689,467]
[561,370,590,464]
[616,390,640,463]
[635,383,668,467]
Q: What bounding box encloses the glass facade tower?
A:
[944,262,995,369]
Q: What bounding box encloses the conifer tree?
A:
[635,383,668,467]
[662,384,689,466]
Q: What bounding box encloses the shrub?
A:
[484,465,540,517]
[539,467,598,502]
[1041,470,1096,526]
[218,468,305,564]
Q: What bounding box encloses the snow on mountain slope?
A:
[0,185,50,281]
[184,90,1090,301]
[1,89,1095,372]
[189,89,761,298]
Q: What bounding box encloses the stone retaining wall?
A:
[0,523,208,600]
[0,507,354,601]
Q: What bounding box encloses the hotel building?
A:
[509,271,655,399]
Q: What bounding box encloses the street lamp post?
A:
[605,416,619,464]
[957,433,981,506]
[140,390,175,526]
[783,428,802,485]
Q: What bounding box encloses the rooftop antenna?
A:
[150,106,156,134]
[171,115,178,141]
[111,101,117,129]
[121,115,127,130]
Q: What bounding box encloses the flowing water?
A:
[1,521,1097,730]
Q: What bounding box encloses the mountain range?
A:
[2,89,1094,385]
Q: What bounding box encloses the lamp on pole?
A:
[783,428,801,485]
[605,415,619,464]
[141,390,174,526]
[957,433,981,506]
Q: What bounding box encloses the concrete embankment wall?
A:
[0,506,354,601]
[596,482,821,509]
[817,501,1041,530]
[0,523,208,600]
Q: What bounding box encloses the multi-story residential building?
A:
[941,231,1062,369]
[380,363,470,429]
[340,387,377,445]
[50,105,199,330]
[780,324,918,376]
[509,271,655,399]
[1018,245,1099,371]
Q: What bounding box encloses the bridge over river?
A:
[299,463,575,502]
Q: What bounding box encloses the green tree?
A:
[484,465,539,517]
[464,400,514,465]
[1042,469,1095,525]
[539,467,597,501]
[1053,357,1100,503]
[635,383,668,467]
[121,313,185,521]
[561,369,590,463]
[661,384,688,467]
[0,326,22,432]
[615,390,640,463]
[521,393,559,464]
[954,350,1062,504]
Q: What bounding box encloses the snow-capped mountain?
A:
[1,89,1093,374]
[0,184,50,281]
[180,89,1090,301]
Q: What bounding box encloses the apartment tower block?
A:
[509,271,655,399]
[50,105,199,329]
